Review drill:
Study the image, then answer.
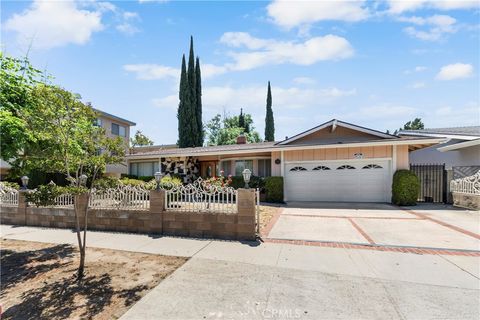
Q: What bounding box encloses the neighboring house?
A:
[0,109,136,179]
[127,119,442,203]
[399,126,480,177]
[93,109,136,177]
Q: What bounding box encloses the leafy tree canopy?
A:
[131,130,154,147]
[205,112,261,146]
[392,118,425,135]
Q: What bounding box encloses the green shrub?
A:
[1,181,20,189]
[229,175,265,190]
[120,177,148,188]
[25,183,86,207]
[392,170,420,206]
[93,177,121,190]
[159,176,182,190]
[264,177,283,203]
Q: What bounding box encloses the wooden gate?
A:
[410,164,446,203]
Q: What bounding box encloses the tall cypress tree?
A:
[178,55,188,147]
[195,56,203,146]
[186,36,197,147]
[238,108,245,132]
[264,81,275,141]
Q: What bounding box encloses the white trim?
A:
[126,138,445,160]
[219,156,271,161]
[399,131,479,141]
[285,157,392,164]
[277,119,394,145]
[281,151,286,202]
[438,139,480,152]
[392,145,397,173]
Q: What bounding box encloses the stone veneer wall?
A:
[0,189,256,241]
[452,192,480,211]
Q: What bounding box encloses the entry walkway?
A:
[1,224,479,319]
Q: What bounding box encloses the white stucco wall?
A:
[409,139,480,169]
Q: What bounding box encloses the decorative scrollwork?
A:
[0,182,19,206]
[450,171,480,195]
[165,178,238,214]
[89,184,150,210]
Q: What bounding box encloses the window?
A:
[289,166,307,172]
[129,162,159,177]
[235,160,253,176]
[313,166,330,171]
[93,118,103,127]
[257,159,271,177]
[112,123,126,137]
[219,161,232,176]
[362,164,383,169]
[337,165,355,170]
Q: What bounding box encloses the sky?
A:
[1,0,479,145]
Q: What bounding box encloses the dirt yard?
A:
[0,239,187,319]
[258,204,282,233]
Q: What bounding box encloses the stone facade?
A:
[0,189,256,241]
[161,156,200,184]
[452,192,480,211]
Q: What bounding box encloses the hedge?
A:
[392,169,420,206]
[229,175,265,190]
[265,177,283,203]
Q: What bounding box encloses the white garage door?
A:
[285,160,391,202]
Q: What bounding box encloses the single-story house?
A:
[399,126,480,178]
[127,119,443,203]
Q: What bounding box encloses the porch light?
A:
[154,171,163,191]
[21,176,29,190]
[242,168,252,189]
[79,174,88,187]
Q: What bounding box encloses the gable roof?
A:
[399,126,480,140]
[276,119,397,145]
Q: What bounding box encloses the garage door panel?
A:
[285,160,391,202]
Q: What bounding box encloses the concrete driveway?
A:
[266,202,480,252]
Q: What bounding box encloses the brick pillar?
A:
[17,190,28,224]
[236,188,256,240]
[149,190,165,233]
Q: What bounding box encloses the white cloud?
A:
[123,64,178,80]
[387,0,479,14]
[352,105,417,120]
[220,32,354,71]
[201,64,228,78]
[3,0,104,49]
[127,33,354,81]
[408,81,426,89]
[116,11,141,35]
[153,85,357,112]
[436,63,474,80]
[404,66,427,74]
[267,0,369,29]
[399,14,457,41]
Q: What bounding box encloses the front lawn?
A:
[0,239,187,319]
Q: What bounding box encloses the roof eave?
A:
[126,137,446,160]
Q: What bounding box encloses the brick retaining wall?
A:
[0,189,256,240]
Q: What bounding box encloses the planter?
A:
[452,192,480,211]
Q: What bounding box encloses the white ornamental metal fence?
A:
[165,178,238,214]
[450,171,480,195]
[0,182,19,206]
[89,185,150,210]
[53,193,75,208]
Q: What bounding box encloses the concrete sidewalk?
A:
[2,225,480,319]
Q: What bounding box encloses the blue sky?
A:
[2,0,479,144]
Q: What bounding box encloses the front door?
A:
[200,161,217,178]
